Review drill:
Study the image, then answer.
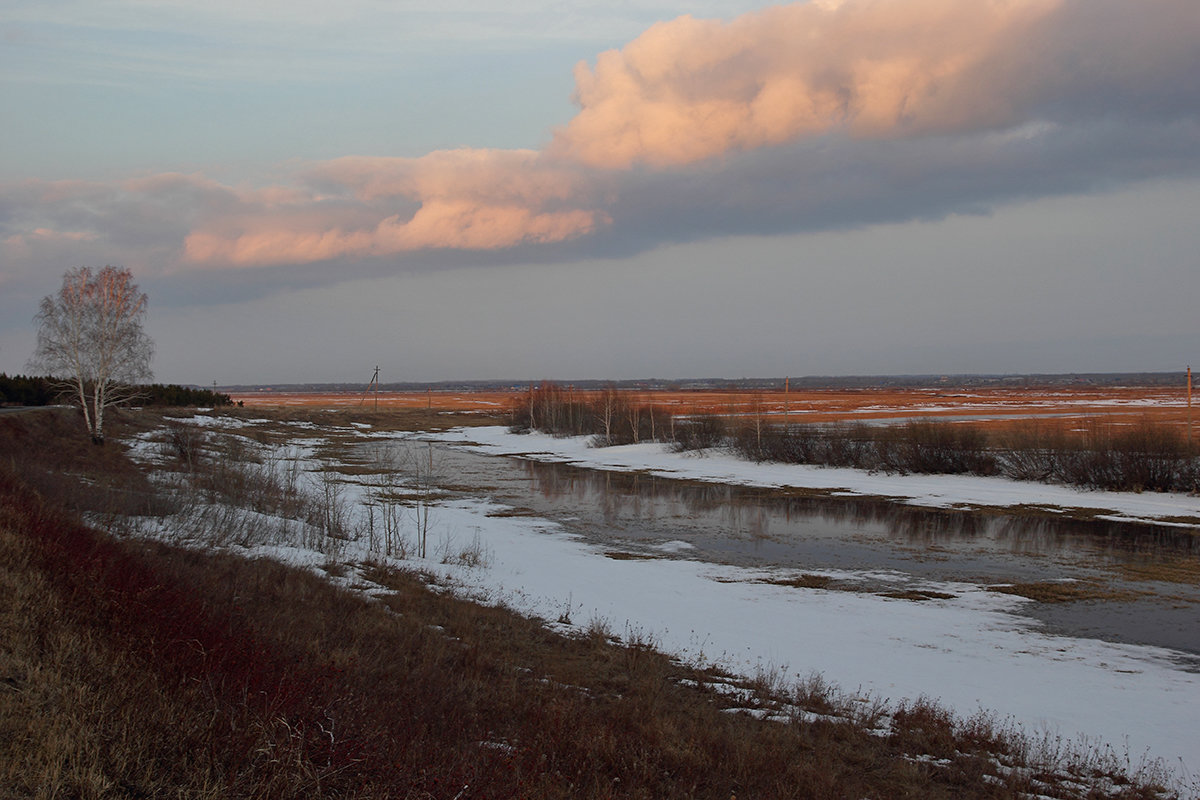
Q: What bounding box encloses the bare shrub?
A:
[440,531,491,568]
[729,413,1197,492]
[890,422,996,475]
[671,415,726,452]
[1108,420,1196,492]
[510,381,678,447]
[165,421,206,469]
[1055,419,1198,492]
[998,421,1069,481]
[407,441,439,559]
[316,464,351,540]
[364,447,410,558]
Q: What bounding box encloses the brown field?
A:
[233,389,517,413]
[233,385,1195,432]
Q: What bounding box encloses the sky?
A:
[2,0,1198,386]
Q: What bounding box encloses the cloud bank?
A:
[182,150,609,266]
[2,0,1198,286]
[554,0,1200,167]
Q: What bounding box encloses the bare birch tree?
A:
[29,266,153,444]
[598,383,619,445]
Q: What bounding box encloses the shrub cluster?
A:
[509,381,676,446]
[509,382,1197,493]
[731,419,1199,493]
[733,421,995,476]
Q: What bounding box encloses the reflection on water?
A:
[514,456,1199,564]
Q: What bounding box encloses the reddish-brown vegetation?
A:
[236,385,1196,434]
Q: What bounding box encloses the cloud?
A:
[181,149,609,265]
[594,117,1200,260]
[1,0,1197,285]
[552,0,1200,168]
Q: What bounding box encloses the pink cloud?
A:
[551,0,1198,169]
[183,149,607,266]
[550,0,1061,169]
[312,149,587,205]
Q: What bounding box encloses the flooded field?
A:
[369,437,1200,661]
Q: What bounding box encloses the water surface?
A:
[370,438,1200,658]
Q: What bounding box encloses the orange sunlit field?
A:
[232,385,1195,432]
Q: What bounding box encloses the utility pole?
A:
[361,366,379,409]
[1188,365,1193,451]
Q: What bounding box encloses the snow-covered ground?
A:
[403,500,1200,777]
[130,418,1200,789]
[426,426,1200,526]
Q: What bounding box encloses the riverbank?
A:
[428,426,1200,527]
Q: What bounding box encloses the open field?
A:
[232,389,516,413]
[233,385,1196,432]
[3,407,1195,797]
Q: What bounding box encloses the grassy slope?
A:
[0,408,1177,799]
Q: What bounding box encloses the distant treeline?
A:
[0,374,235,408]
[0,374,57,406]
[511,381,1198,494]
[137,383,237,408]
[225,371,1190,394]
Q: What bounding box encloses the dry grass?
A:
[880,589,959,601]
[224,400,503,432]
[988,580,1148,603]
[749,576,957,601]
[235,386,1195,430]
[0,476,353,797]
[1116,559,1200,586]
[757,573,836,589]
[0,407,171,519]
[602,551,660,561]
[0,407,1185,799]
